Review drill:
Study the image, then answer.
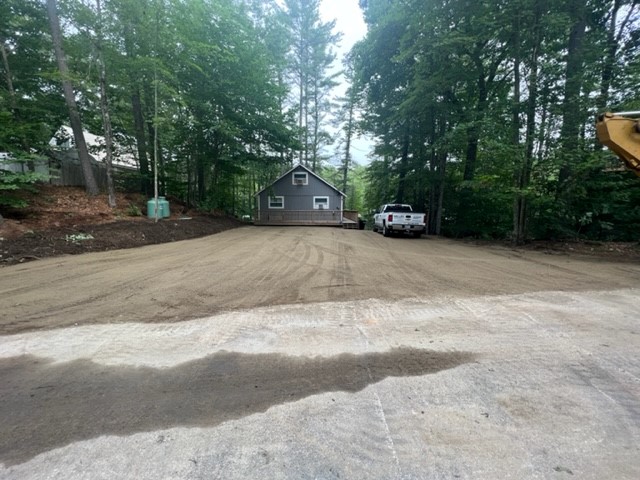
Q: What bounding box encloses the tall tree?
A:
[46,0,99,195]
[355,0,640,241]
[558,0,588,187]
[597,0,639,112]
[95,0,116,207]
[108,0,156,194]
[1,0,66,159]
[337,84,358,194]
[285,0,339,170]
[512,0,547,244]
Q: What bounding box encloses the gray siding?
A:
[257,166,342,213]
[255,165,345,225]
[1,152,135,189]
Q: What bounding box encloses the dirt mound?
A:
[522,239,640,261]
[0,185,242,266]
[463,237,640,262]
[1,185,149,237]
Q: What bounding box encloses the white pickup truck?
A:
[373,204,426,238]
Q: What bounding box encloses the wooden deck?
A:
[342,219,358,229]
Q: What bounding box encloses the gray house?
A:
[254,164,356,226]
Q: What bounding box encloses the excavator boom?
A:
[596,111,640,176]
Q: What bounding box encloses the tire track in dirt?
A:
[2,228,639,334]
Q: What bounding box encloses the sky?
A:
[319,0,367,60]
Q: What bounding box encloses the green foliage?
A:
[355,0,640,242]
[126,202,142,217]
[442,183,514,239]
[4,0,639,242]
[2,0,304,214]
[1,0,66,156]
[285,0,342,170]
[0,164,49,208]
[345,165,367,213]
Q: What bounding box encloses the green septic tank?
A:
[159,196,170,217]
[147,197,170,219]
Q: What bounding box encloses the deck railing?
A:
[254,209,357,225]
[342,210,358,223]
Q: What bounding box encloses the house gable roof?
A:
[255,164,346,197]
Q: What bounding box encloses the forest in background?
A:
[1,0,640,243]
[1,0,349,214]
[354,0,640,242]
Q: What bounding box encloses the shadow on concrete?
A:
[0,348,474,466]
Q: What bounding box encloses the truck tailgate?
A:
[392,213,423,224]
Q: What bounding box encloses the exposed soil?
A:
[2,185,639,266]
[0,185,242,266]
[521,238,640,260]
[2,225,640,335]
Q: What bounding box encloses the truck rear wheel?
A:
[383,224,391,237]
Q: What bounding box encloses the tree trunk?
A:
[0,41,17,114]
[303,79,310,168]
[435,150,446,235]
[595,0,637,150]
[396,131,410,203]
[428,112,438,235]
[96,0,116,208]
[210,133,221,207]
[159,140,166,196]
[517,2,545,242]
[186,151,192,208]
[558,0,587,186]
[144,82,161,197]
[597,0,622,113]
[1,40,34,171]
[131,90,151,194]
[197,151,206,202]
[46,0,99,195]
[597,0,638,112]
[463,67,487,182]
[511,8,525,245]
[428,150,447,236]
[298,62,304,165]
[311,76,319,171]
[428,113,447,236]
[297,26,307,167]
[122,22,151,194]
[342,91,355,194]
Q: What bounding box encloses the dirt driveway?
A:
[2,226,639,334]
[1,227,640,478]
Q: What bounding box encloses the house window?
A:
[292,172,308,185]
[268,196,284,209]
[313,196,329,210]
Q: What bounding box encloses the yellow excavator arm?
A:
[596,111,640,176]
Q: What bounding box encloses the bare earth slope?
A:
[0,185,242,265]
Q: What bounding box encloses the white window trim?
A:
[292,172,308,185]
[268,196,284,209]
[313,196,329,210]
